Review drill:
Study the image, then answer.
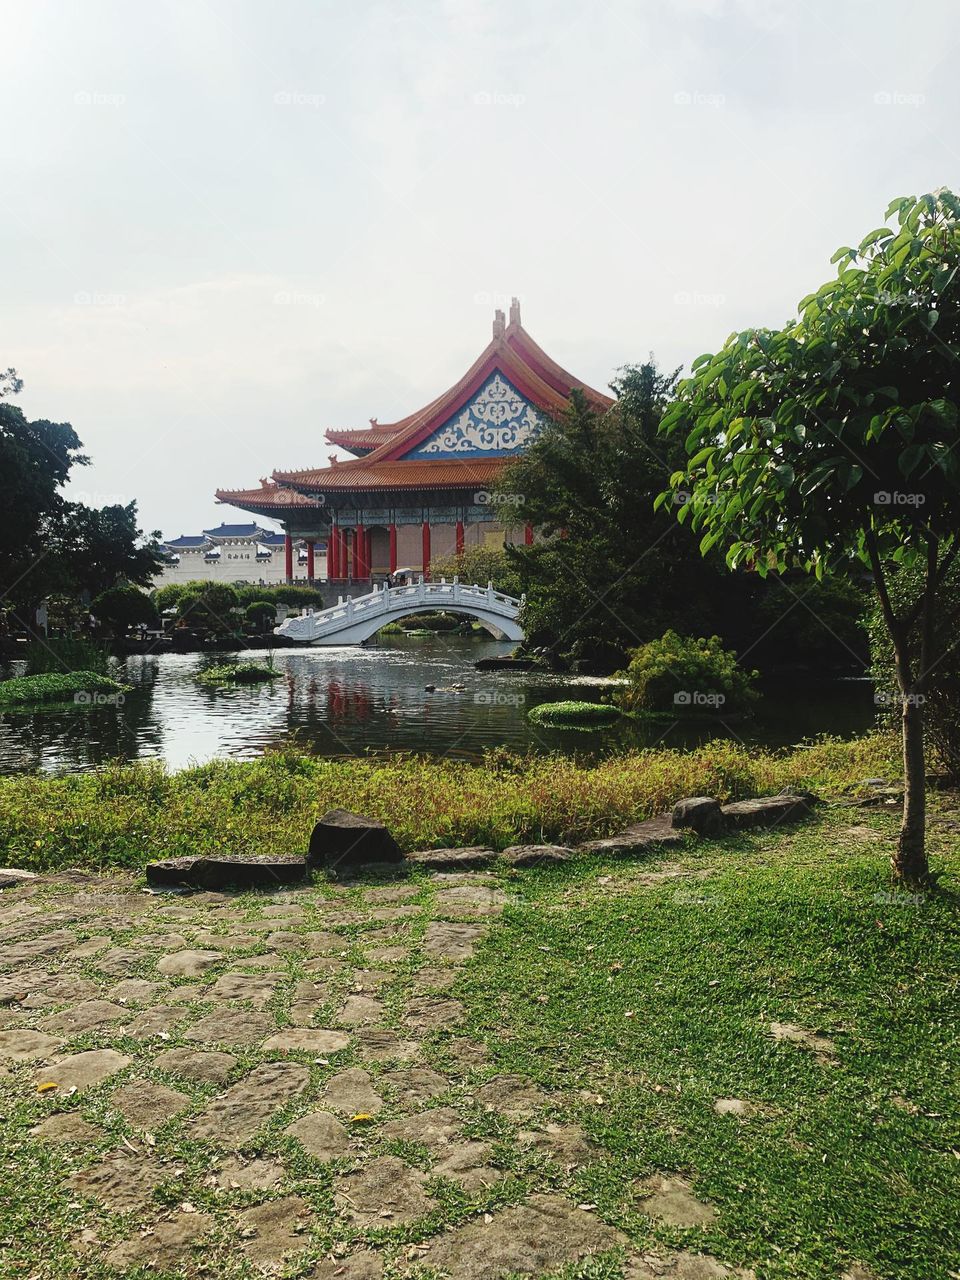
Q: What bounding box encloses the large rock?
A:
[501,844,573,867]
[307,810,402,873]
[405,846,498,871]
[145,855,308,891]
[671,797,723,836]
[0,868,40,890]
[578,814,684,858]
[720,792,816,831]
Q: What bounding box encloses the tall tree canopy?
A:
[659,189,960,887]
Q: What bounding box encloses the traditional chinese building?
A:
[215,300,612,584]
[157,524,326,588]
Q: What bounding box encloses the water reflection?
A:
[0,636,876,776]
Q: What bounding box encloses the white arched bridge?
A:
[275,578,525,646]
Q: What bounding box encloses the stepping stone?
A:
[192,930,260,950]
[189,1061,310,1147]
[381,1067,447,1107]
[720,793,815,831]
[369,905,420,921]
[125,1005,185,1038]
[30,1113,102,1144]
[0,1029,61,1062]
[424,921,487,962]
[671,796,724,836]
[364,885,420,903]
[39,993,126,1034]
[713,1098,756,1118]
[0,930,77,966]
[185,1009,276,1046]
[108,978,164,1004]
[158,949,223,978]
[635,1174,718,1228]
[323,1067,383,1116]
[432,1141,500,1190]
[312,1253,383,1280]
[39,1048,131,1092]
[262,904,308,920]
[238,1195,312,1268]
[154,1048,237,1084]
[24,975,100,1007]
[519,1123,601,1168]
[213,1155,285,1190]
[284,1110,350,1160]
[306,930,347,954]
[234,952,286,970]
[406,846,498,871]
[146,854,308,890]
[68,1151,167,1211]
[769,1021,836,1059]
[501,844,573,867]
[95,946,147,977]
[381,1106,461,1150]
[263,1028,350,1055]
[110,1080,191,1129]
[335,1155,432,1224]
[0,868,39,889]
[444,1037,489,1068]
[434,884,508,916]
[349,968,392,992]
[578,815,683,858]
[413,966,458,992]
[338,995,384,1027]
[364,945,410,965]
[65,935,111,959]
[626,1253,757,1279]
[303,955,349,977]
[0,971,46,1005]
[138,932,191,950]
[404,995,464,1031]
[308,809,403,873]
[420,1193,626,1277]
[207,973,279,1006]
[354,1029,420,1062]
[104,1213,212,1271]
[476,1074,548,1119]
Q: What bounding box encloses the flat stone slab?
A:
[476,1074,548,1119]
[158,949,224,978]
[635,1174,718,1228]
[207,972,279,1006]
[108,978,164,1004]
[432,1140,500,1190]
[406,846,498,871]
[213,1155,285,1190]
[313,1253,383,1280]
[0,1029,61,1061]
[626,1252,757,1279]
[501,844,574,867]
[146,854,308,890]
[68,1152,167,1211]
[335,1155,433,1224]
[238,1195,312,1268]
[125,1005,185,1039]
[189,1061,310,1147]
[0,868,40,889]
[38,1048,131,1092]
[519,1122,602,1168]
[354,1029,420,1062]
[263,1028,350,1055]
[720,793,815,830]
[381,1106,461,1150]
[184,1009,276,1046]
[323,1067,383,1116]
[110,1080,191,1129]
[104,1213,212,1272]
[420,1193,626,1277]
[381,1067,448,1107]
[153,1048,238,1084]
[713,1098,757,1118]
[30,1112,102,1144]
[41,999,127,1034]
[308,809,403,873]
[404,995,464,1031]
[672,796,724,835]
[578,814,684,857]
[338,994,384,1027]
[284,1109,350,1160]
[424,920,488,962]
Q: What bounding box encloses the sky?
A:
[2,0,959,538]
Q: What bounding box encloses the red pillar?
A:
[422,521,431,580]
[388,524,398,573]
[284,533,293,583]
[355,524,366,579]
[455,520,465,557]
[339,528,348,579]
[524,522,534,546]
[306,540,315,581]
[329,527,339,580]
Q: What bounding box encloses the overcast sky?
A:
[3,0,958,537]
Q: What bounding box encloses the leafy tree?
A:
[50,502,165,600]
[245,600,277,632]
[152,582,186,614]
[658,189,960,886]
[430,546,522,597]
[175,582,241,634]
[500,364,732,669]
[92,585,159,634]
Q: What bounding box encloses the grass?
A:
[459,804,960,1279]
[195,661,282,686]
[0,734,899,872]
[0,671,128,708]
[528,700,622,729]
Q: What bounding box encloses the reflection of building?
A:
[215,301,611,583]
[157,523,326,587]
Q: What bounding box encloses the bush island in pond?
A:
[0,670,128,707]
[615,630,759,716]
[195,661,281,686]
[528,700,621,729]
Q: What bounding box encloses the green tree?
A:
[245,600,277,632]
[92,585,159,634]
[430,546,521,597]
[658,190,960,886]
[176,582,241,635]
[50,502,165,600]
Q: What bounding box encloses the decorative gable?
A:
[403,372,547,459]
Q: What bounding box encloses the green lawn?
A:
[458,805,960,1280]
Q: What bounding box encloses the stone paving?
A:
[0,869,752,1279]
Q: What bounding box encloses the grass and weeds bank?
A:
[0,734,899,873]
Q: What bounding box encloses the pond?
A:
[0,635,877,775]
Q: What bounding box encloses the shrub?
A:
[245,601,277,632]
[196,660,281,686]
[92,585,158,634]
[430,546,522,597]
[0,670,127,707]
[615,630,759,716]
[175,582,241,634]
[24,637,107,675]
[528,700,621,729]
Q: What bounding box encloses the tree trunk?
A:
[894,683,929,886]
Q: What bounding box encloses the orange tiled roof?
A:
[271,456,508,492]
[213,479,318,510]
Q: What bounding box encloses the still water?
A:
[0,635,876,776]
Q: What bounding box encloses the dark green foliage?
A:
[245,600,277,632]
[615,631,759,716]
[527,700,621,728]
[22,637,107,675]
[196,660,280,686]
[0,670,127,706]
[91,585,159,634]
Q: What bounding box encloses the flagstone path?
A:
[0,869,751,1279]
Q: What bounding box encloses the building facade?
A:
[157,524,327,588]
[215,301,612,584]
